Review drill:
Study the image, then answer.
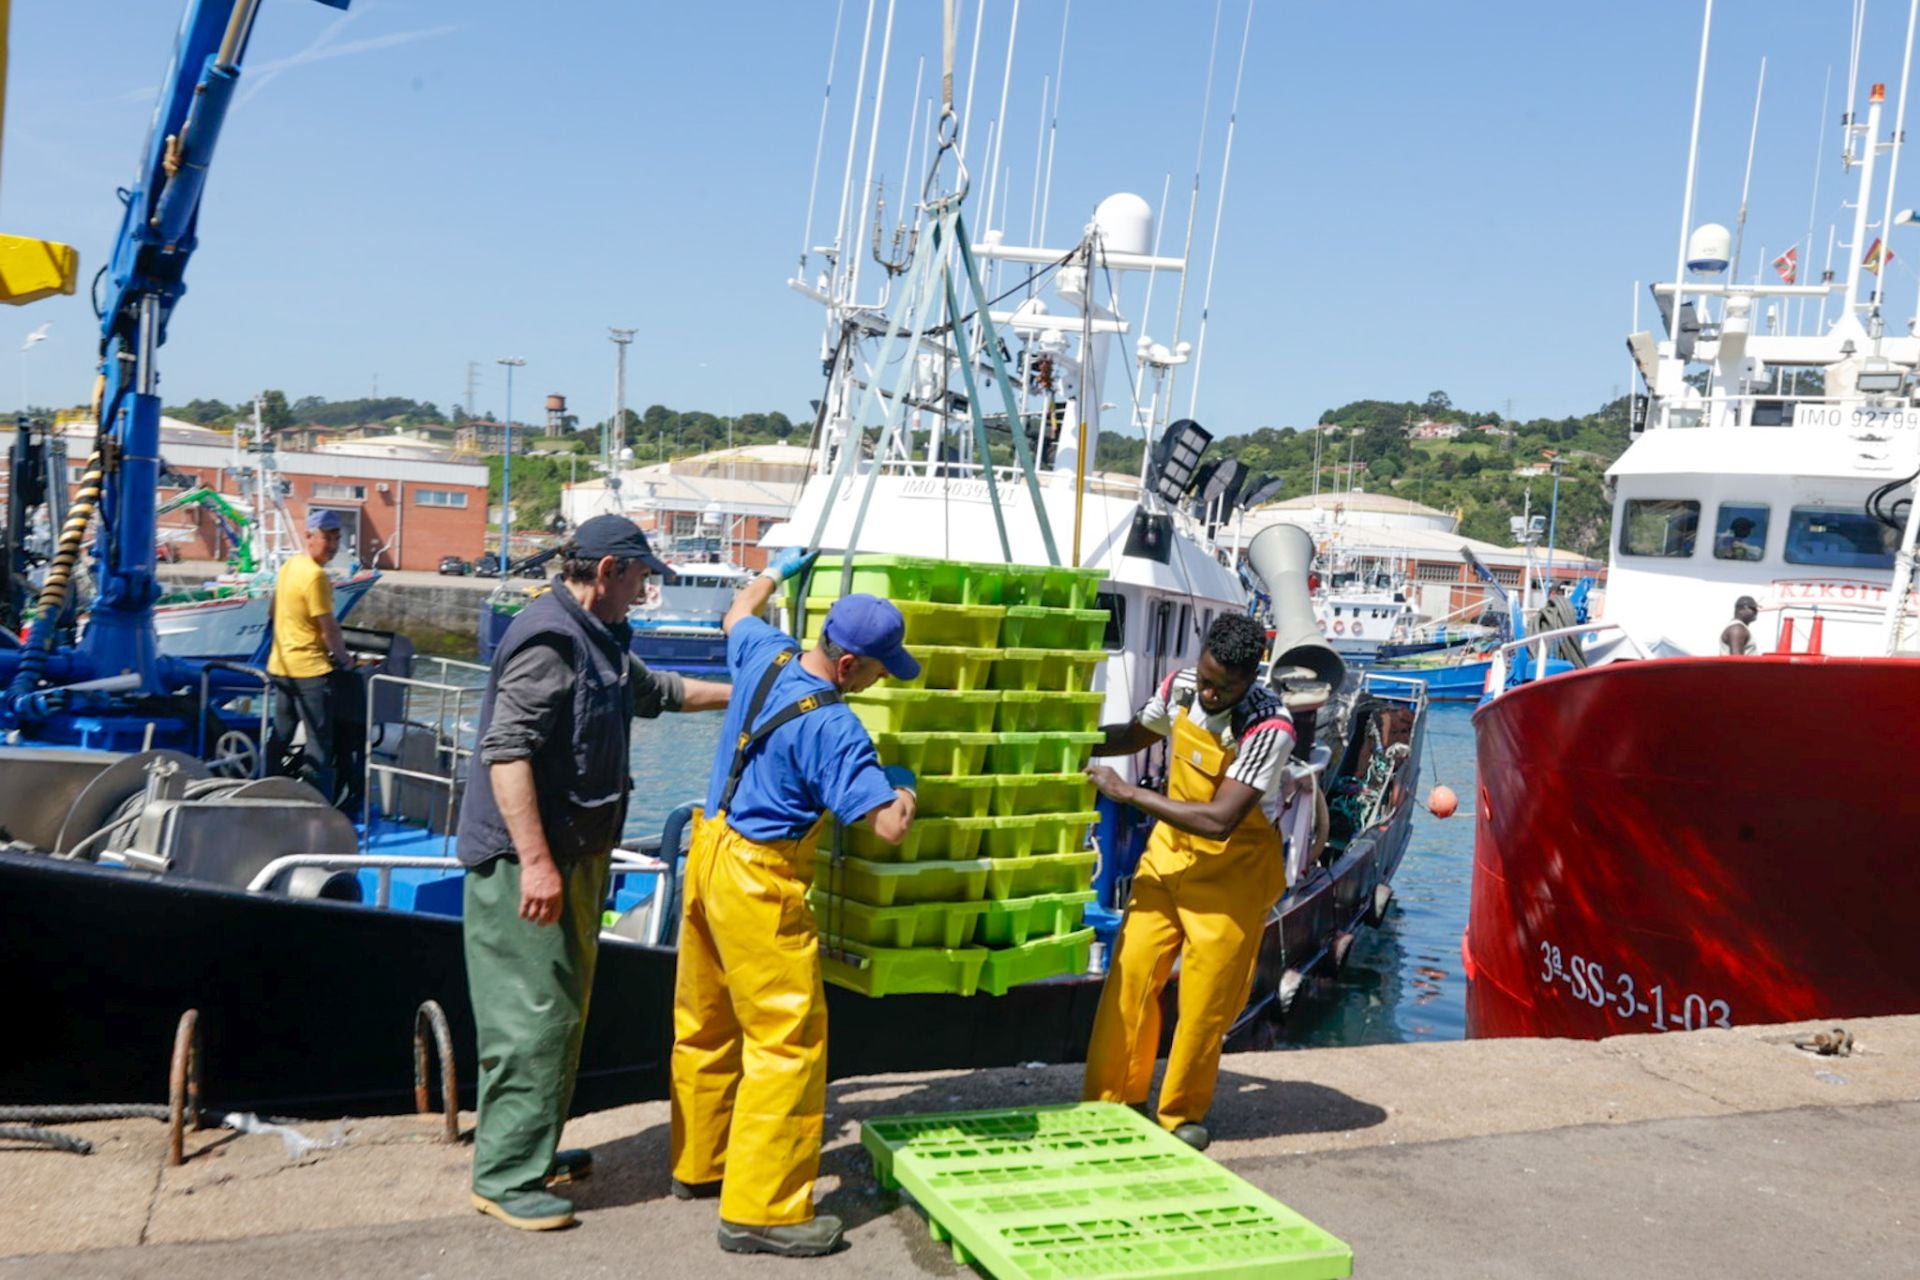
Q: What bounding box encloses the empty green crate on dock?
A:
[995,690,1104,733]
[914,775,998,819]
[885,646,998,692]
[809,891,989,949]
[977,891,1095,947]
[870,732,996,777]
[819,855,993,906]
[985,731,1104,774]
[823,936,988,998]
[834,815,994,862]
[977,927,1096,995]
[979,811,1098,859]
[849,688,1001,735]
[986,850,1098,899]
[988,648,1107,693]
[991,773,1096,817]
[999,605,1107,650]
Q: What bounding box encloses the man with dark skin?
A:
[1081,613,1293,1151]
[1720,595,1760,655]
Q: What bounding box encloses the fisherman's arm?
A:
[479,641,570,926]
[1086,767,1263,842]
[627,656,730,715]
[1091,719,1162,757]
[724,547,818,633]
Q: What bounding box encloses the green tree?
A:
[260,389,294,432]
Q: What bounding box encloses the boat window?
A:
[1175,603,1191,656]
[1152,600,1172,658]
[1095,590,1125,649]
[1619,498,1699,557]
[1713,503,1769,561]
[1783,505,1898,569]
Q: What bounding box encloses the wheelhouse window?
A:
[1095,590,1126,649]
[1783,506,1898,569]
[1713,503,1769,561]
[1620,499,1699,557]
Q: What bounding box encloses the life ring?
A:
[1333,619,1346,634]
[1352,621,1364,637]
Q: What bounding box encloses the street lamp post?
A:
[497,356,526,578]
[1543,456,1565,595]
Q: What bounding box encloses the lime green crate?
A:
[988,648,1107,693]
[995,690,1104,733]
[823,936,988,998]
[796,599,1005,648]
[835,815,993,862]
[980,811,1098,859]
[986,731,1104,774]
[998,565,1107,610]
[819,855,993,906]
[849,688,1001,735]
[987,850,1097,899]
[809,890,990,949]
[991,773,1096,817]
[861,1103,1353,1279]
[803,554,972,604]
[889,646,999,692]
[915,775,998,819]
[871,731,996,777]
[976,891,1095,947]
[999,605,1107,650]
[978,926,1095,994]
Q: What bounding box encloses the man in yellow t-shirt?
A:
[268,509,354,802]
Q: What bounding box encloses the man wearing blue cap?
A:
[460,514,730,1232]
[267,508,356,802]
[671,550,918,1259]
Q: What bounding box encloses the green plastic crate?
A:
[888,646,999,692]
[987,850,1097,899]
[988,648,1107,693]
[809,890,990,949]
[915,775,998,819]
[849,688,1001,735]
[978,926,1096,994]
[796,599,1005,648]
[999,565,1108,610]
[819,854,993,906]
[803,554,973,604]
[823,936,988,997]
[835,815,993,863]
[986,731,1104,774]
[992,773,1096,817]
[996,691,1105,733]
[980,812,1098,859]
[999,605,1108,650]
[871,732,996,777]
[976,891,1095,947]
[862,1103,1353,1278]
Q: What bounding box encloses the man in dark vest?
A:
[460,514,729,1232]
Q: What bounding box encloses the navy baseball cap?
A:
[307,509,342,532]
[569,514,671,575]
[822,594,920,680]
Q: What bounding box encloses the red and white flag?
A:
[1864,237,1895,274]
[1772,247,1798,284]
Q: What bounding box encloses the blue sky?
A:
[4,1,1918,439]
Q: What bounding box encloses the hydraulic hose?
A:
[6,450,104,703]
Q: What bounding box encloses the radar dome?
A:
[1686,223,1731,275]
[1093,193,1153,257]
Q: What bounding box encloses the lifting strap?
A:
[716,647,841,815]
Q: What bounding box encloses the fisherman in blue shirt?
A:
[670,551,919,1259]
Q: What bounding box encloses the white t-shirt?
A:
[1138,668,1296,800]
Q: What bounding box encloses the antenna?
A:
[1799,65,1832,336]
[799,0,849,276]
[1668,0,1714,384]
[1036,0,1072,248]
[1728,57,1766,286]
[1874,0,1920,321]
[983,0,1022,242]
[830,0,880,303]
[1186,0,1255,420]
[846,0,899,311]
[1162,0,1226,423]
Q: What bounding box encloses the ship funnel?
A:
[1246,523,1346,689]
[1686,223,1731,275]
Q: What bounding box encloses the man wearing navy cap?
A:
[671,551,918,1259]
[460,514,729,1232]
[267,508,356,801]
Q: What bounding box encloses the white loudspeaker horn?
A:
[1246,523,1346,689]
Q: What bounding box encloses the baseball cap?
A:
[568,513,671,575]
[307,509,342,532]
[822,593,920,680]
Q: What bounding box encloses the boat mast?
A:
[1667,0,1714,429]
[1728,57,1766,288]
[1873,0,1920,333]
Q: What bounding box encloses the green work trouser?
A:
[463,853,610,1201]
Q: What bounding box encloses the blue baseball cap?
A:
[307,509,342,532]
[822,594,920,680]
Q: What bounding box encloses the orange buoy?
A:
[1427,785,1459,818]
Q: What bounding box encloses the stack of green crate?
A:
[797,555,1108,997]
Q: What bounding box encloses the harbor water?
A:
[618,700,1477,1049]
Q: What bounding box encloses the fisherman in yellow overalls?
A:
[1083,613,1295,1151]
[670,551,920,1260]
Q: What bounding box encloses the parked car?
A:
[436,555,471,576]
[474,553,501,576]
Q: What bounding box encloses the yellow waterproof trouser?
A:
[670,812,826,1226]
[1084,713,1286,1130]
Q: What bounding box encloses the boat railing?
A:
[1359,671,1431,709]
[194,660,272,779]
[360,667,487,856]
[1486,622,1649,693]
[245,848,670,911]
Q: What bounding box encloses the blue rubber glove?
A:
[883,764,918,796]
[762,547,818,584]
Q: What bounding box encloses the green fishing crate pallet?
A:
[988,648,1106,693]
[977,891,1095,948]
[991,773,1096,817]
[885,645,999,692]
[985,731,1104,774]
[823,937,988,997]
[871,731,997,777]
[849,688,1001,735]
[863,1103,1352,1279]
[809,890,989,949]
[979,812,1098,859]
[835,815,994,863]
[996,691,1105,733]
[999,605,1108,651]
[978,926,1095,995]
[987,850,1097,899]
[801,555,1105,610]
[915,775,998,819]
[798,598,1005,648]
[818,854,994,906]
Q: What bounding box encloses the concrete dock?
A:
[3,1015,1915,1277]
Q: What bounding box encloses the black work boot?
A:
[717,1214,846,1257]
[546,1148,593,1185]
[1170,1122,1211,1151]
[671,1177,721,1200]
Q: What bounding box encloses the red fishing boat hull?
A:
[1465,655,1920,1038]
